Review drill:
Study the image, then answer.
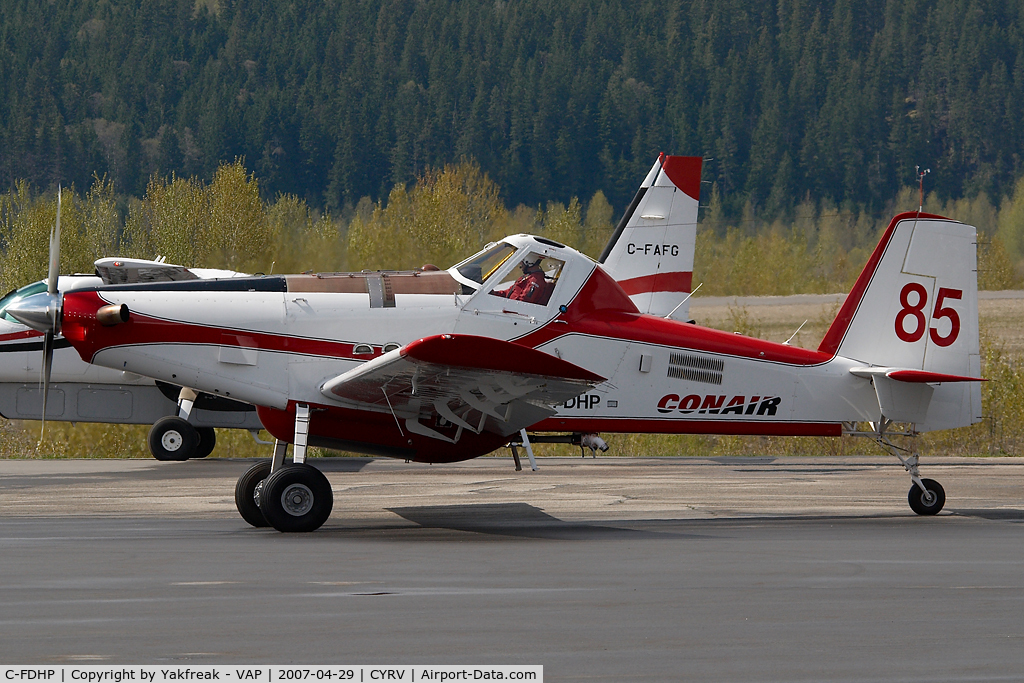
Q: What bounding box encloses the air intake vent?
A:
[667,352,723,385]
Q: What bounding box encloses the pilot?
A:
[492,258,548,303]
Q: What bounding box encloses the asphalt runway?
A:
[1,456,1023,681]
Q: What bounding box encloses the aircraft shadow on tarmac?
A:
[951,509,1024,521]
[384,502,694,540]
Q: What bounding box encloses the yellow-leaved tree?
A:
[0,178,119,293]
[123,161,271,272]
[347,161,507,270]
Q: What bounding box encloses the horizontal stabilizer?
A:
[849,367,985,383]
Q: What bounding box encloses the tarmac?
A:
[0,455,1022,680]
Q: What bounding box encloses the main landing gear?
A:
[233,404,334,533]
[847,419,946,516]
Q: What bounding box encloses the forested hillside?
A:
[2,0,1024,219]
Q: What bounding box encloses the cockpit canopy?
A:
[450,236,572,308]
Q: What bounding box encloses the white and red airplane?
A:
[0,156,703,463]
[10,156,982,533]
[0,257,264,459]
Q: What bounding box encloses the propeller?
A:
[6,187,62,440]
[41,187,61,439]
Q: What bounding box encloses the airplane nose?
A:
[6,292,61,333]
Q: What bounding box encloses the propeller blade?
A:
[47,187,61,296]
[40,330,54,442]
[40,187,61,443]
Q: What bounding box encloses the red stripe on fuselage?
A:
[0,329,43,342]
[61,290,383,363]
[532,416,842,437]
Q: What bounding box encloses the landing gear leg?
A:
[856,419,946,516]
[257,405,333,532]
[519,429,537,471]
[177,387,197,420]
[506,430,537,472]
[270,438,288,472]
[293,403,310,464]
[509,443,523,471]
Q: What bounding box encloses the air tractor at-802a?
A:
[8,156,982,532]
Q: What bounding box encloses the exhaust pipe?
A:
[96,303,130,326]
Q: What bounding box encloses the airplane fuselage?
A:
[58,237,895,462]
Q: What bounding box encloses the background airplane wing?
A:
[321,334,605,441]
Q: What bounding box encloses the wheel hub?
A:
[160,430,183,451]
[281,483,314,516]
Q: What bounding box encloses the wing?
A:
[320,334,605,442]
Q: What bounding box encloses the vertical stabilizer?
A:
[820,212,982,430]
[600,155,702,319]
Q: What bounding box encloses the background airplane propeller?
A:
[6,188,62,441]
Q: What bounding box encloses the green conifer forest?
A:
[3,0,1024,218]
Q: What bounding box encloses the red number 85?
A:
[894,283,962,347]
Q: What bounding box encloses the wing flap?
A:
[321,334,605,440]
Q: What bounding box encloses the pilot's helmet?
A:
[520,257,542,273]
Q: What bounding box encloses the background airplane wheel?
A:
[258,463,333,533]
[148,416,198,461]
[908,478,945,515]
[194,427,217,458]
[235,460,272,527]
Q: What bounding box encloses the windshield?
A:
[488,253,565,306]
[0,281,47,323]
[455,243,518,285]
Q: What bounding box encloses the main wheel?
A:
[258,464,333,533]
[194,427,217,458]
[234,460,272,527]
[148,416,199,461]
[908,478,945,515]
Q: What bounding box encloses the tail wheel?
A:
[148,416,198,461]
[908,478,945,515]
[258,463,333,533]
[194,427,217,458]
[234,460,272,527]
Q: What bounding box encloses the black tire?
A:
[234,460,272,528]
[194,427,217,458]
[908,478,946,515]
[148,416,199,461]
[258,464,333,533]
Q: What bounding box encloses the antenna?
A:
[664,282,702,319]
[915,165,930,212]
[783,319,808,345]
